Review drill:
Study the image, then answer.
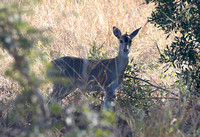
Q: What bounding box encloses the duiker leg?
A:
[50,83,62,101]
[103,80,121,109]
[51,83,76,102]
[104,87,115,110]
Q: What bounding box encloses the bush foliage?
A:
[147,0,200,96]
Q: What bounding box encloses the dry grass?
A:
[28,0,169,60]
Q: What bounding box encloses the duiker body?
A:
[48,27,141,109]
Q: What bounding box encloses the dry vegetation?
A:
[1,0,199,136]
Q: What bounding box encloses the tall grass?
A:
[28,0,169,60]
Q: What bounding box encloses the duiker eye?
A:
[120,40,123,43]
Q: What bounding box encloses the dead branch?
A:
[124,74,179,97]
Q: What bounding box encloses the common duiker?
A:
[48,26,141,109]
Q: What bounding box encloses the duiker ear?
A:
[129,27,141,39]
[113,26,121,39]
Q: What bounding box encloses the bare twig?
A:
[124,74,179,97]
[133,97,178,100]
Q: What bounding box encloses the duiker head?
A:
[113,26,141,57]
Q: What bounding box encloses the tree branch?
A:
[124,74,179,97]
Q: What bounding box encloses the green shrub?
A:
[147,0,200,97]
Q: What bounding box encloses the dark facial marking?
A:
[121,34,132,44]
[124,35,129,43]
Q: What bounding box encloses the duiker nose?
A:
[123,48,128,53]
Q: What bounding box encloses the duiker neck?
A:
[115,51,129,74]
